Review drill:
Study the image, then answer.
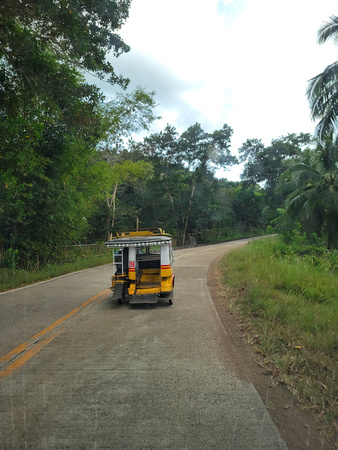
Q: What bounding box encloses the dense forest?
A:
[1,2,337,269]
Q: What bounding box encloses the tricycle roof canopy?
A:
[105,235,172,248]
[105,228,172,248]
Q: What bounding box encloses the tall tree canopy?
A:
[0,0,131,88]
[238,133,313,224]
[0,1,161,265]
[178,123,236,244]
[238,134,312,191]
[120,123,238,245]
[306,15,338,141]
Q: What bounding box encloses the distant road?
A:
[0,239,286,449]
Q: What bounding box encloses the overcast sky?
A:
[89,0,337,180]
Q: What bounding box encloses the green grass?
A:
[220,236,337,442]
[0,252,113,292]
[199,228,265,245]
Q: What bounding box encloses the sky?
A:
[89,0,337,180]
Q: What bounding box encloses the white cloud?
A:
[95,0,337,180]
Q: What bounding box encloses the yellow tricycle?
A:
[105,228,174,305]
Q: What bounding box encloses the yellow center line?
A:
[0,334,59,378]
[0,289,110,377]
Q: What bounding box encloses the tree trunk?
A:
[105,181,118,241]
[163,179,181,246]
[111,181,118,228]
[182,178,196,247]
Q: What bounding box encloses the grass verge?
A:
[0,252,112,293]
[199,229,266,245]
[220,236,337,444]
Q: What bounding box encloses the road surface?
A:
[0,240,286,449]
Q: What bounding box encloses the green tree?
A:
[103,160,153,240]
[0,1,165,265]
[306,15,338,141]
[0,64,106,263]
[278,136,338,249]
[178,123,237,245]
[239,134,311,189]
[94,88,158,239]
[231,185,264,230]
[136,125,185,243]
[0,0,131,88]
[119,123,237,245]
[238,134,312,220]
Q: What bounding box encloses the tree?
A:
[136,125,185,243]
[94,88,158,239]
[178,123,237,245]
[103,160,153,240]
[306,15,338,141]
[0,1,165,265]
[100,88,159,148]
[278,136,338,249]
[0,0,131,88]
[239,134,311,189]
[238,134,312,220]
[120,123,238,245]
[231,185,264,230]
[0,63,107,263]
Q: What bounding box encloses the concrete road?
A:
[0,240,286,449]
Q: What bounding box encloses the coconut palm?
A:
[279,136,338,249]
[306,16,338,142]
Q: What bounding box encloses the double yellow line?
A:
[0,289,110,378]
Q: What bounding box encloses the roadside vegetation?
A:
[220,233,337,443]
[0,245,112,293]
[199,228,266,245]
[0,228,263,292]
[1,6,337,271]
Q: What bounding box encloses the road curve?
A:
[0,239,286,449]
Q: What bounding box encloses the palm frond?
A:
[286,190,309,214]
[306,63,338,96]
[321,185,338,210]
[287,163,319,174]
[317,15,338,45]
[275,181,296,195]
[309,80,338,119]
[306,17,338,147]
[317,134,338,170]
[314,108,338,142]
[307,63,338,110]
[305,205,324,235]
[280,130,338,248]
[297,169,321,186]
[285,164,321,187]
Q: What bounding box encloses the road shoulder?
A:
[207,253,328,450]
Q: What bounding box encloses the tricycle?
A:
[105,228,174,305]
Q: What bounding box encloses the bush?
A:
[269,230,337,274]
[0,248,19,269]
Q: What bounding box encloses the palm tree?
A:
[306,16,338,142]
[279,136,338,249]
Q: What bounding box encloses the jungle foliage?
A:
[0,0,154,266]
[1,5,337,269]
